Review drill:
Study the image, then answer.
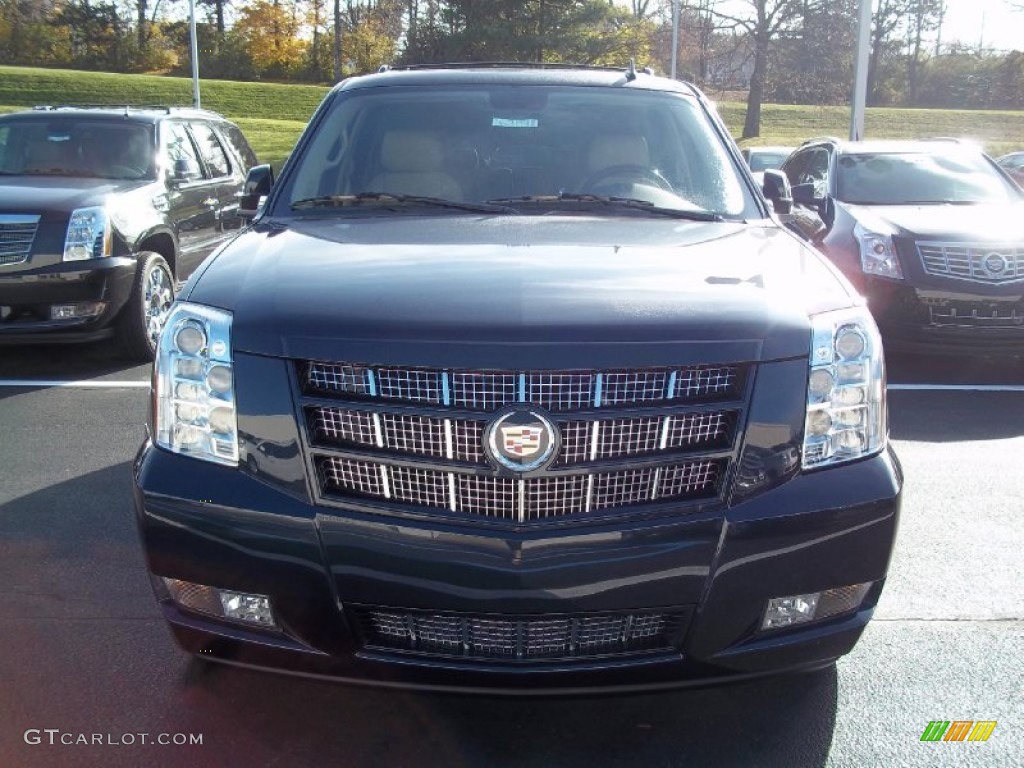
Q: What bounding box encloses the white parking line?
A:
[888,384,1024,392]
[0,379,149,389]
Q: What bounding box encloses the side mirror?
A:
[762,170,792,215]
[239,164,274,220]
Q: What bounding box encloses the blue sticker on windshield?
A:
[492,118,538,128]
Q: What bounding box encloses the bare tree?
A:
[713,0,801,138]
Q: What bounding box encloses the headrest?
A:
[380,131,444,172]
[588,135,650,171]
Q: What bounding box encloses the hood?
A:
[0,175,136,213]
[845,202,1024,241]
[187,216,856,367]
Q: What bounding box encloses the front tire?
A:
[118,252,174,362]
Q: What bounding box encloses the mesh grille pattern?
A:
[308,407,737,466]
[450,371,518,410]
[301,362,744,407]
[927,302,1024,329]
[602,370,669,405]
[597,417,662,459]
[0,216,39,266]
[377,367,443,404]
[356,608,683,660]
[674,366,739,399]
[317,457,724,517]
[302,361,744,522]
[305,362,371,396]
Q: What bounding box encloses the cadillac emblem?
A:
[981,251,1010,278]
[484,406,559,472]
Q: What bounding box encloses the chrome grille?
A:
[0,214,40,266]
[307,406,737,466]
[356,607,684,661]
[301,360,745,523]
[917,242,1024,284]
[316,456,724,519]
[301,362,745,409]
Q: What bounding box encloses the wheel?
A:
[579,164,673,194]
[117,252,174,362]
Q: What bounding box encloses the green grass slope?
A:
[1,65,1022,166]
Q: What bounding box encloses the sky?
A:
[942,0,1022,52]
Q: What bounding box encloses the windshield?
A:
[284,84,751,218]
[836,149,1018,205]
[0,117,156,180]
[748,151,790,172]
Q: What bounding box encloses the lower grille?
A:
[355,607,685,661]
[317,457,725,521]
[926,301,1024,329]
[0,214,40,266]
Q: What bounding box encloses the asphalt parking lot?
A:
[0,343,1021,768]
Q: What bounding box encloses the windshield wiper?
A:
[290,192,518,214]
[21,168,104,177]
[486,193,725,221]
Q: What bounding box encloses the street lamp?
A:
[189,0,201,109]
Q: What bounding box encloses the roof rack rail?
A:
[384,61,625,72]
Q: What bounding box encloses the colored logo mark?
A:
[920,721,997,742]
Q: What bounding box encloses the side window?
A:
[782,151,809,187]
[804,149,830,194]
[190,122,231,178]
[163,122,203,181]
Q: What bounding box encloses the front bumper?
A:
[0,256,137,343]
[133,440,902,694]
[862,277,1024,355]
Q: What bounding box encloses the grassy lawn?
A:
[2,65,1023,167]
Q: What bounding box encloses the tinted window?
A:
[285,85,753,217]
[836,149,1019,204]
[163,122,203,180]
[190,123,231,178]
[0,117,155,179]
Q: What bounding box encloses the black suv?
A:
[133,65,902,693]
[0,106,257,359]
[782,137,1024,353]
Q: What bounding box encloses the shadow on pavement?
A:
[174,643,838,767]
[0,340,149,382]
[888,390,1024,442]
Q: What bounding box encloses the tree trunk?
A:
[137,0,148,54]
[743,34,767,139]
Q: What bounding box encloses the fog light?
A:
[762,582,872,630]
[220,591,275,626]
[163,578,276,628]
[50,301,107,320]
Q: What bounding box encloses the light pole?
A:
[671,0,680,80]
[189,0,201,109]
[850,0,871,140]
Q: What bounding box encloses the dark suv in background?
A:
[0,106,257,360]
[782,137,1024,353]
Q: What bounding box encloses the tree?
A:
[233,0,306,77]
[713,0,801,138]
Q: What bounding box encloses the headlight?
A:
[153,303,238,466]
[854,221,903,279]
[63,206,111,261]
[803,306,886,469]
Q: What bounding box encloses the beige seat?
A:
[368,131,462,200]
[587,134,651,176]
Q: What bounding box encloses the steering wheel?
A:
[579,164,674,194]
